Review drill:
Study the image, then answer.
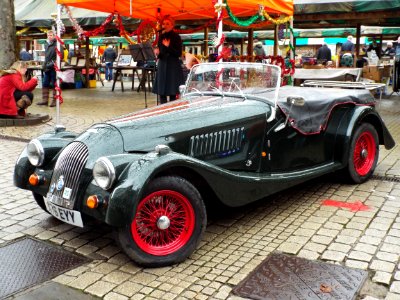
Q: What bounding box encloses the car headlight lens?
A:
[93,157,116,190]
[27,139,44,166]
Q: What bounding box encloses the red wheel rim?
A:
[353,131,376,176]
[131,190,195,256]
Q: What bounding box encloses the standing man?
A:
[102,45,117,82]
[340,35,355,67]
[253,39,266,62]
[36,30,58,107]
[382,42,396,58]
[316,42,332,64]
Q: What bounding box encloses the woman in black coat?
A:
[152,15,184,104]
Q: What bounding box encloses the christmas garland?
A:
[224,0,261,27]
[224,0,292,27]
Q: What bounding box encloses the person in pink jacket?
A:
[0,61,38,118]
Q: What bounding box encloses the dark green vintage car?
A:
[14,63,395,267]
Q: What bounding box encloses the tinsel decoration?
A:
[216,45,231,62]
[262,11,292,25]
[136,19,156,45]
[16,28,30,36]
[114,15,136,44]
[65,5,114,39]
[212,34,225,49]
[224,0,260,27]
[56,10,66,36]
[64,5,84,38]
[82,13,114,38]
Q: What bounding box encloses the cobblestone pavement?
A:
[0,85,399,299]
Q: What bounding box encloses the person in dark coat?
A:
[152,15,184,104]
[316,43,332,63]
[367,39,381,59]
[36,30,59,107]
[19,48,33,61]
[382,42,396,58]
[102,45,117,81]
[340,35,355,67]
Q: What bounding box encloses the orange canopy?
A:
[57,0,293,21]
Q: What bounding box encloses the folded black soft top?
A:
[276,86,375,134]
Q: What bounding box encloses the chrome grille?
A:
[48,142,89,209]
[189,127,244,157]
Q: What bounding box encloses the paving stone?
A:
[103,292,129,300]
[311,235,334,245]
[328,243,351,254]
[385,292,400,300]
[381,244,400,254]
[348,251,373,262]
[277,242,302,254]
[85,280,116,297]
[92,262,120,274]
[354,243,378,255]
[321,250,346,262]
[335,235,358,245]
[370,260,396,273]
[341,228,364,238]
[360,235,382,246]
[297,249,320,260]
[389,281,400,293]
[365,228,388,238]
[376,252,399,263]
[345,259,369,270]
[113,281,144,297]
[372,271,392,285]
[66,272,103,290]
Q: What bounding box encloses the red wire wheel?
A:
[131,190,195,256]
[353,130,376,176]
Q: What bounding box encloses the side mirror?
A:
[179,85,186,95]
[274,96,306,132]
[287,96,305,106]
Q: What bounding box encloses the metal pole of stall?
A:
[55,4,62,125]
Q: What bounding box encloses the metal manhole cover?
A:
[233,252,368,300]
[0,237,90,299]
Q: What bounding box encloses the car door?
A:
[261,110,330,173]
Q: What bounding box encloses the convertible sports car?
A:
[14,62,395,267]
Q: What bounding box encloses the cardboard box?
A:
[382,65,391,78]
[362,66,382,82]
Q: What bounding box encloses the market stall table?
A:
[27,65,104,87]
[112,65,156,108]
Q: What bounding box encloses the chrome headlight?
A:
[93,157,116,190]
[27,139,44,166]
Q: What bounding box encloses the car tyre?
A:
[32,192,49,213]
[344,123,379,184]
[116,176,207,267]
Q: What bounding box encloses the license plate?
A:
[45,198,83,227]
